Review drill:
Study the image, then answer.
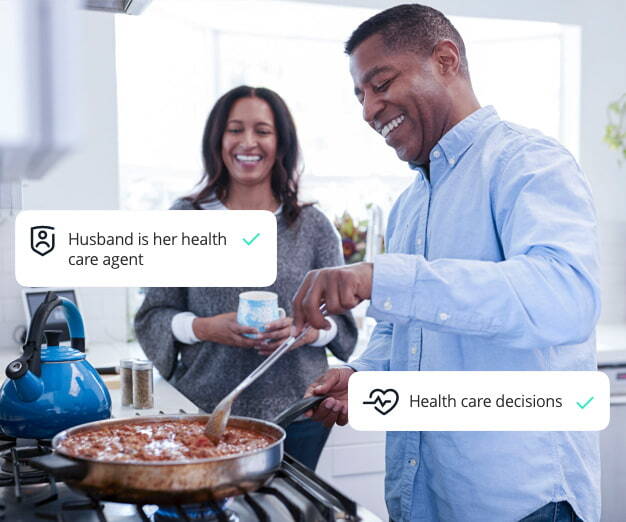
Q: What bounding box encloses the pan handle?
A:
[28,453,89,481]
[273,396,327,428]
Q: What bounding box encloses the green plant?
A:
[604,93,626,165]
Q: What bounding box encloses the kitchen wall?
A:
[0,11,126,354]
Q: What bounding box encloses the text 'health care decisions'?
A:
[348,371,609,431]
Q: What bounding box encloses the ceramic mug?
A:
[237,291,286,338]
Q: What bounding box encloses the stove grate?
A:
[0,441,52,489]
[283,454,360,520]
[63,495,106,516]
[243,493,269,522]
[258,485,305,522]
[34,476,58,506]
[278,470,333,520]
[26,479,106,522]
[0,435,15,453]
[33,513,66,521]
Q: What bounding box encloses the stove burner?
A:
[0,446,51,489]
[153,500,238,522]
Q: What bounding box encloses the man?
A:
[292,4,600,522]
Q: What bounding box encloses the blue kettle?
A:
[0,291,111,439]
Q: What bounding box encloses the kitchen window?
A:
[114,0,580,333]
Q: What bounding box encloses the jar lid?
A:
[119,358,135,368]
[133,359,153,370]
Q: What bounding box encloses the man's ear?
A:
[432,40,462,77]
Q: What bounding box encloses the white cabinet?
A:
[600,400,626,522]
[317,424,388,520]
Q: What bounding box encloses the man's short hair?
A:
[345,4,469,78]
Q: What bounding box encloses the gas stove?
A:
[0,432,379,521]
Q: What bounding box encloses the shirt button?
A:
[383,298,393,311]
[433,150,441,159]
[409,458,417,466]
[439,312,450,321]
[448,157,456,165]
[411,345,417,355]
[416,238,423,246]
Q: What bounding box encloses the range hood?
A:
[83,0,152,15]
[0,0,153,213]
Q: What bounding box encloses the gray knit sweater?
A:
[134,198,358,420]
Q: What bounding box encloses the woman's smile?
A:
[234,153,264,169]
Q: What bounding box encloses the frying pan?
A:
[27,396,324,505]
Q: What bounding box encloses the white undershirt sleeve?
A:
[309,316,338,347]
[171,312,200,344]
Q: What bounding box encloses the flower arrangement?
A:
[335,211,368,264]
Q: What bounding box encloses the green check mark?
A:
[242,233,260,246]
[576,396,594,409]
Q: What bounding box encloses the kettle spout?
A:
[6,361,44,402]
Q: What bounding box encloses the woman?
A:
[134,85,357,470]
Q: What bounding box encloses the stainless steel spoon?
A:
[204,304,327,442]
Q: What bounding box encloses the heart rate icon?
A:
[362,388,400,415]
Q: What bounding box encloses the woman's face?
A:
[221,96,278,188]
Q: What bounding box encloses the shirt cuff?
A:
[368,253,417,323]
[309,316,338,347]
[171,312,200,344]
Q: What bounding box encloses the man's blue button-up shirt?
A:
[349,106,601,522]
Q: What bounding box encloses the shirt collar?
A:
[408,105,499,174]
[435,105,499,164]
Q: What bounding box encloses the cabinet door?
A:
[600,402,626,521]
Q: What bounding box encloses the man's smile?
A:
[379,114,405,138]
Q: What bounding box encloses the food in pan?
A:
[57,420,274,462]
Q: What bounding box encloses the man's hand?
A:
[292,262,373,333]
[192,312,259,348]
[254,316,318,356]
[304,367,354,428]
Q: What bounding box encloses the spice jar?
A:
[132,360,154,409]
[119,358,135,407]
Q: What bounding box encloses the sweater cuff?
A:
[171,312,200,344]
[309,316,338,347]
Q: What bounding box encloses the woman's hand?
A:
[255,316,318,356]
[192,312,260,348]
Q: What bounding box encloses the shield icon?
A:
[31,226,56,256]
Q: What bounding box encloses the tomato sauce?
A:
[57,421,275,462]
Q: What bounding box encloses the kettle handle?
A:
[7,292,61,378]
[6,292,86,379]
[27,292,86,352]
